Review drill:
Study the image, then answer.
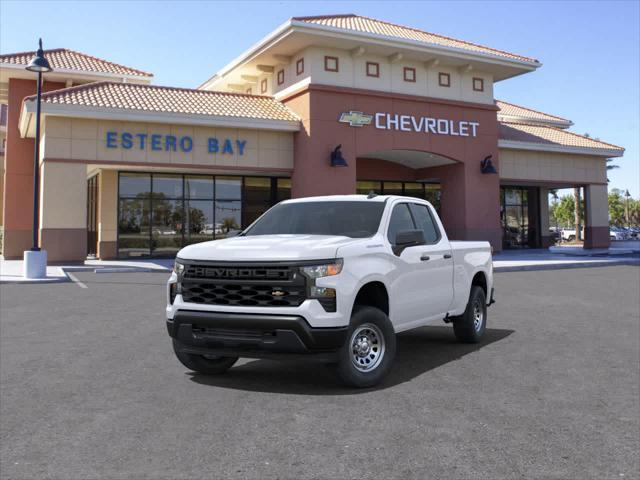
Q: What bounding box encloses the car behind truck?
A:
[166,195,494,387]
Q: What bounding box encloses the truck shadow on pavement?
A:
[188,326,514,395]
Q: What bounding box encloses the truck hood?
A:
[177,235,358,262]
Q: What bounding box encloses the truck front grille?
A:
[181,263,306,307]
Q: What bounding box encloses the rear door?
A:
[408,202,454,318]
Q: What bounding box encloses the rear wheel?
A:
[336,306,396,388]
[452,286,487,343]
[172,339,238,374]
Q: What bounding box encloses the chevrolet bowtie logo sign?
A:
[339,111,373,127]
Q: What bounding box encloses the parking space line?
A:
[66,272,88,289]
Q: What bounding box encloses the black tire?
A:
[172,339,238,375]
[452,286,487,343]
[567,235,575,242]
[336,306,396,388]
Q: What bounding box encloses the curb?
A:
[494,259,640,273]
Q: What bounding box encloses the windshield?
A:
[243,201,385,238]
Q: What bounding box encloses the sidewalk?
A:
[0,257,172,284]
[492,249,639,272]
[1,249,638,283]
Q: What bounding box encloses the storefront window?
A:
[382,182,403,196]
[276,178,291,202]
[356,181,382,195]
[117,173,288,257]
[243,177,272,227]
[501,186,537,249]
[118,197,151,257]
[356,180,440,211]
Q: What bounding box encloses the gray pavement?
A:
[1,266,639,479]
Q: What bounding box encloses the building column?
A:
[285,91,357,198]
[584,184,610,249]
[98,170,118,259]
[39,161,87,262]
[2,78,66,259]
[421,161,502,252]
[539,188,553,247]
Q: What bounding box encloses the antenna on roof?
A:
[367,191,378,199]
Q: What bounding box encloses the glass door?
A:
[86,175,99,257]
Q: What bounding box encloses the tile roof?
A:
[496,100,571,126]
[293,14,538,64]
[26,81,299,122]
[0,48,152,78]
[499,122,624,154]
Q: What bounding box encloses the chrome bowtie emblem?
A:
[339,111,373,127]
[271,290,286,297]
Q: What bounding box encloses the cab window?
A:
[387,203,415,243]
[410,203,441,244]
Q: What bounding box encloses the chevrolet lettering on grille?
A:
[188,266,289,280]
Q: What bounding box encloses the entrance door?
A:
[87,175,99,257]
[501,186,540,248]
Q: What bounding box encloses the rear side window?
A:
[387,203,415,243]
[410,203,441,244]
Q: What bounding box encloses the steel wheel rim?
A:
[473,301,484,332]
[350,323,385,372]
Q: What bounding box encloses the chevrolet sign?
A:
[338,111,374,127]
[339,111,480,137]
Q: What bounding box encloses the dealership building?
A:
[0,14,624,261]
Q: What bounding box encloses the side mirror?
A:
[393,229,425,255]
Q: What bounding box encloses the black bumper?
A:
[167,310,348,360]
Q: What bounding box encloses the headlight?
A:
[300,259,343,279]
[173,260,185,276]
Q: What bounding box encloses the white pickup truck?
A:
[167,195,494,387]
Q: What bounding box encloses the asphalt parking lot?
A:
[1,266,638,479]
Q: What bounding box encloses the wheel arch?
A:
[351,280,389,317]
[471,270,488,296]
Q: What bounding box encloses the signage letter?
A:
[387,114,399,130]
[459,122,469,137]
[400,115,411,132]
[425,118,437,134]
[222,139,234,154]
[106,131,117,148]
[165,135,177,151]
[121,132,133,149]
[151,134,162,151]
[411,116,425,132]
[375,113,386,129]
[208,138,219,153]
[136,133,147,149]
[236,140,246,155]
[449,120,459,136]
[469,122,479,137]
[436,119,449,135]
[180,136,193,152]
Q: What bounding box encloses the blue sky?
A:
[2,0,638,197]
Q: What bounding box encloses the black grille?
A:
[181,263,306,307]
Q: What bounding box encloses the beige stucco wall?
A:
[42,117,294,170]
[499,149,607,184]
[98,169,118,243]
[272,46,494,104]
[39,161,86,229]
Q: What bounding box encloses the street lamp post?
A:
[625,189,631,230]
[23,39,52,279]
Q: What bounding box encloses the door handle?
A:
[443,254,452,259]
[420,255,430,261]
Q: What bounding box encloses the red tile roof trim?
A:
[23,81,300,122]
[293,14,539,64]
[0,48,152,77]
[497,100,571,123]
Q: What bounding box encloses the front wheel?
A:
[172,339,238,374]
[336,306,396,388]
[452,286,487,343]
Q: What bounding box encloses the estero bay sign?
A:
[339,111,480,137]
[105,131,248,155]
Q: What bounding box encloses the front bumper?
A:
[168,310,349,360]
